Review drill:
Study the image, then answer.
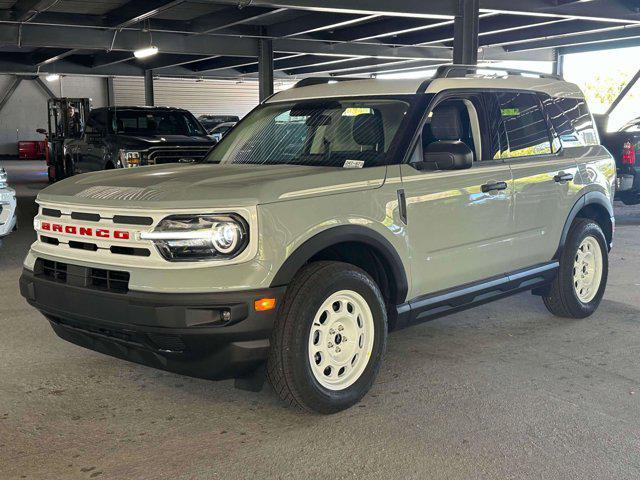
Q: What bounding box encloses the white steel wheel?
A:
[573,235,603,304]
[308,290,375,391]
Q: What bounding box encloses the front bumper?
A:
[20,268,285,380]
[0,187,17,237]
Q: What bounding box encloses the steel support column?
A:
[144,70,154,106]
[258,38,274,102]
[106,77,115,106]
[453,0,479,65]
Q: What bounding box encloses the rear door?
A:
[497,91,579,269]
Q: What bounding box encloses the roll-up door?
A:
[113,76,294,117]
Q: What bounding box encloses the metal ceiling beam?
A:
[9,0,58,22]
[505,24,640,51]
[267,12,378,37]
[104,0,185,29]
[480,19,615,47]
[31,48,81,67]
[24,1,186,71]
[200,0,640,24]
[0,23,455,60]
[190,6,286,34]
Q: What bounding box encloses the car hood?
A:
[37,163,386,209]
[116,134,214,148]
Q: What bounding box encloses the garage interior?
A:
[2,0,640,478]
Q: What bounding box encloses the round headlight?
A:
[212,221,241,254]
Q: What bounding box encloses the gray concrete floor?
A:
[2,160,640,480]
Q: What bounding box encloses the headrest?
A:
[430,105,463,141]
[353,113,384,149]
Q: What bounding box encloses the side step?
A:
[395,262,558,330]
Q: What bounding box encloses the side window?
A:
[482,93,509,160]
[542,96,598,148]
[496,91,552,158]
[87,110,107,134]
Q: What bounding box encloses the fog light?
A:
[221,310,232,322]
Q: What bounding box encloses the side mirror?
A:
[36,128,47,135]
[416,147,473,171]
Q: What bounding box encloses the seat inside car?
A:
[351,113,385,165]
[423,104,475,170]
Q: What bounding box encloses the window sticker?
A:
[501,108,520,117]
[342,108,373,117]
[344,160,365,169]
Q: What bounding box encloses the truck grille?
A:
[35,259,130,294]
[41,208,153,226]
[147,147,210,165]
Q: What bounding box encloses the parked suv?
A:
[0,167,17,238]
[20,66,616,414]
[596,114,640,205]
[64,106,215,175]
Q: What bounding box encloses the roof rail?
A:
[433,65,562,81]
[292,77,365,89]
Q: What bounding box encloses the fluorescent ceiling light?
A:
[134,46,159,59]
[45,73,60,82]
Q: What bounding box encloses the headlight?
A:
[140,214,249,261]
[119,149,141,168]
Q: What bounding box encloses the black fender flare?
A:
[270,225,409,304]
[556,190,614,258]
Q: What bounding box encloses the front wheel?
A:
[543,219,608,318]
[267,261,387,414]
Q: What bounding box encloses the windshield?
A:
[204,98,411,168]
[111,111,206,136]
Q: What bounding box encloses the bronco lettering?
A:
[39,222,129,240]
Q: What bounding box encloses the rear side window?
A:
[482,93,509,160]
[495,92,552,158]
[542,96,598,148]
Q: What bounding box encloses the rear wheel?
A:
[267,261,387,414]
[543,219,608,318]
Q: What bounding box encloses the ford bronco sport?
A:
[20,66,616,414]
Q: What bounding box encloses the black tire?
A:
[543,219,608,318]
[267,261,387,414]
[64,156,74,177]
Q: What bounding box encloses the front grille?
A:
[35,259,130,294]
[90,268,130,293]
[41,208,153,226]
[147,147,210,165]
[41,259,67,282]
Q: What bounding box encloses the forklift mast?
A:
[46,97,91,183]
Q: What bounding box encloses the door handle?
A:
[481,181,508,193]
[554,172,574,183]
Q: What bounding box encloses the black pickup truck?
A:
[64,106,216,176]
[596,114,640,205]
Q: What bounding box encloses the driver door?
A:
[400,93,514,299]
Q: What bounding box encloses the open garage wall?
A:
[112,77,295,117]
[0,75,107,156]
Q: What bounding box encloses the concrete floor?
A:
[2,160,640,480]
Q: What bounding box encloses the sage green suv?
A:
[20,66,616,414]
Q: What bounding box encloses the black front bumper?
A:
[20,268,285,380]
